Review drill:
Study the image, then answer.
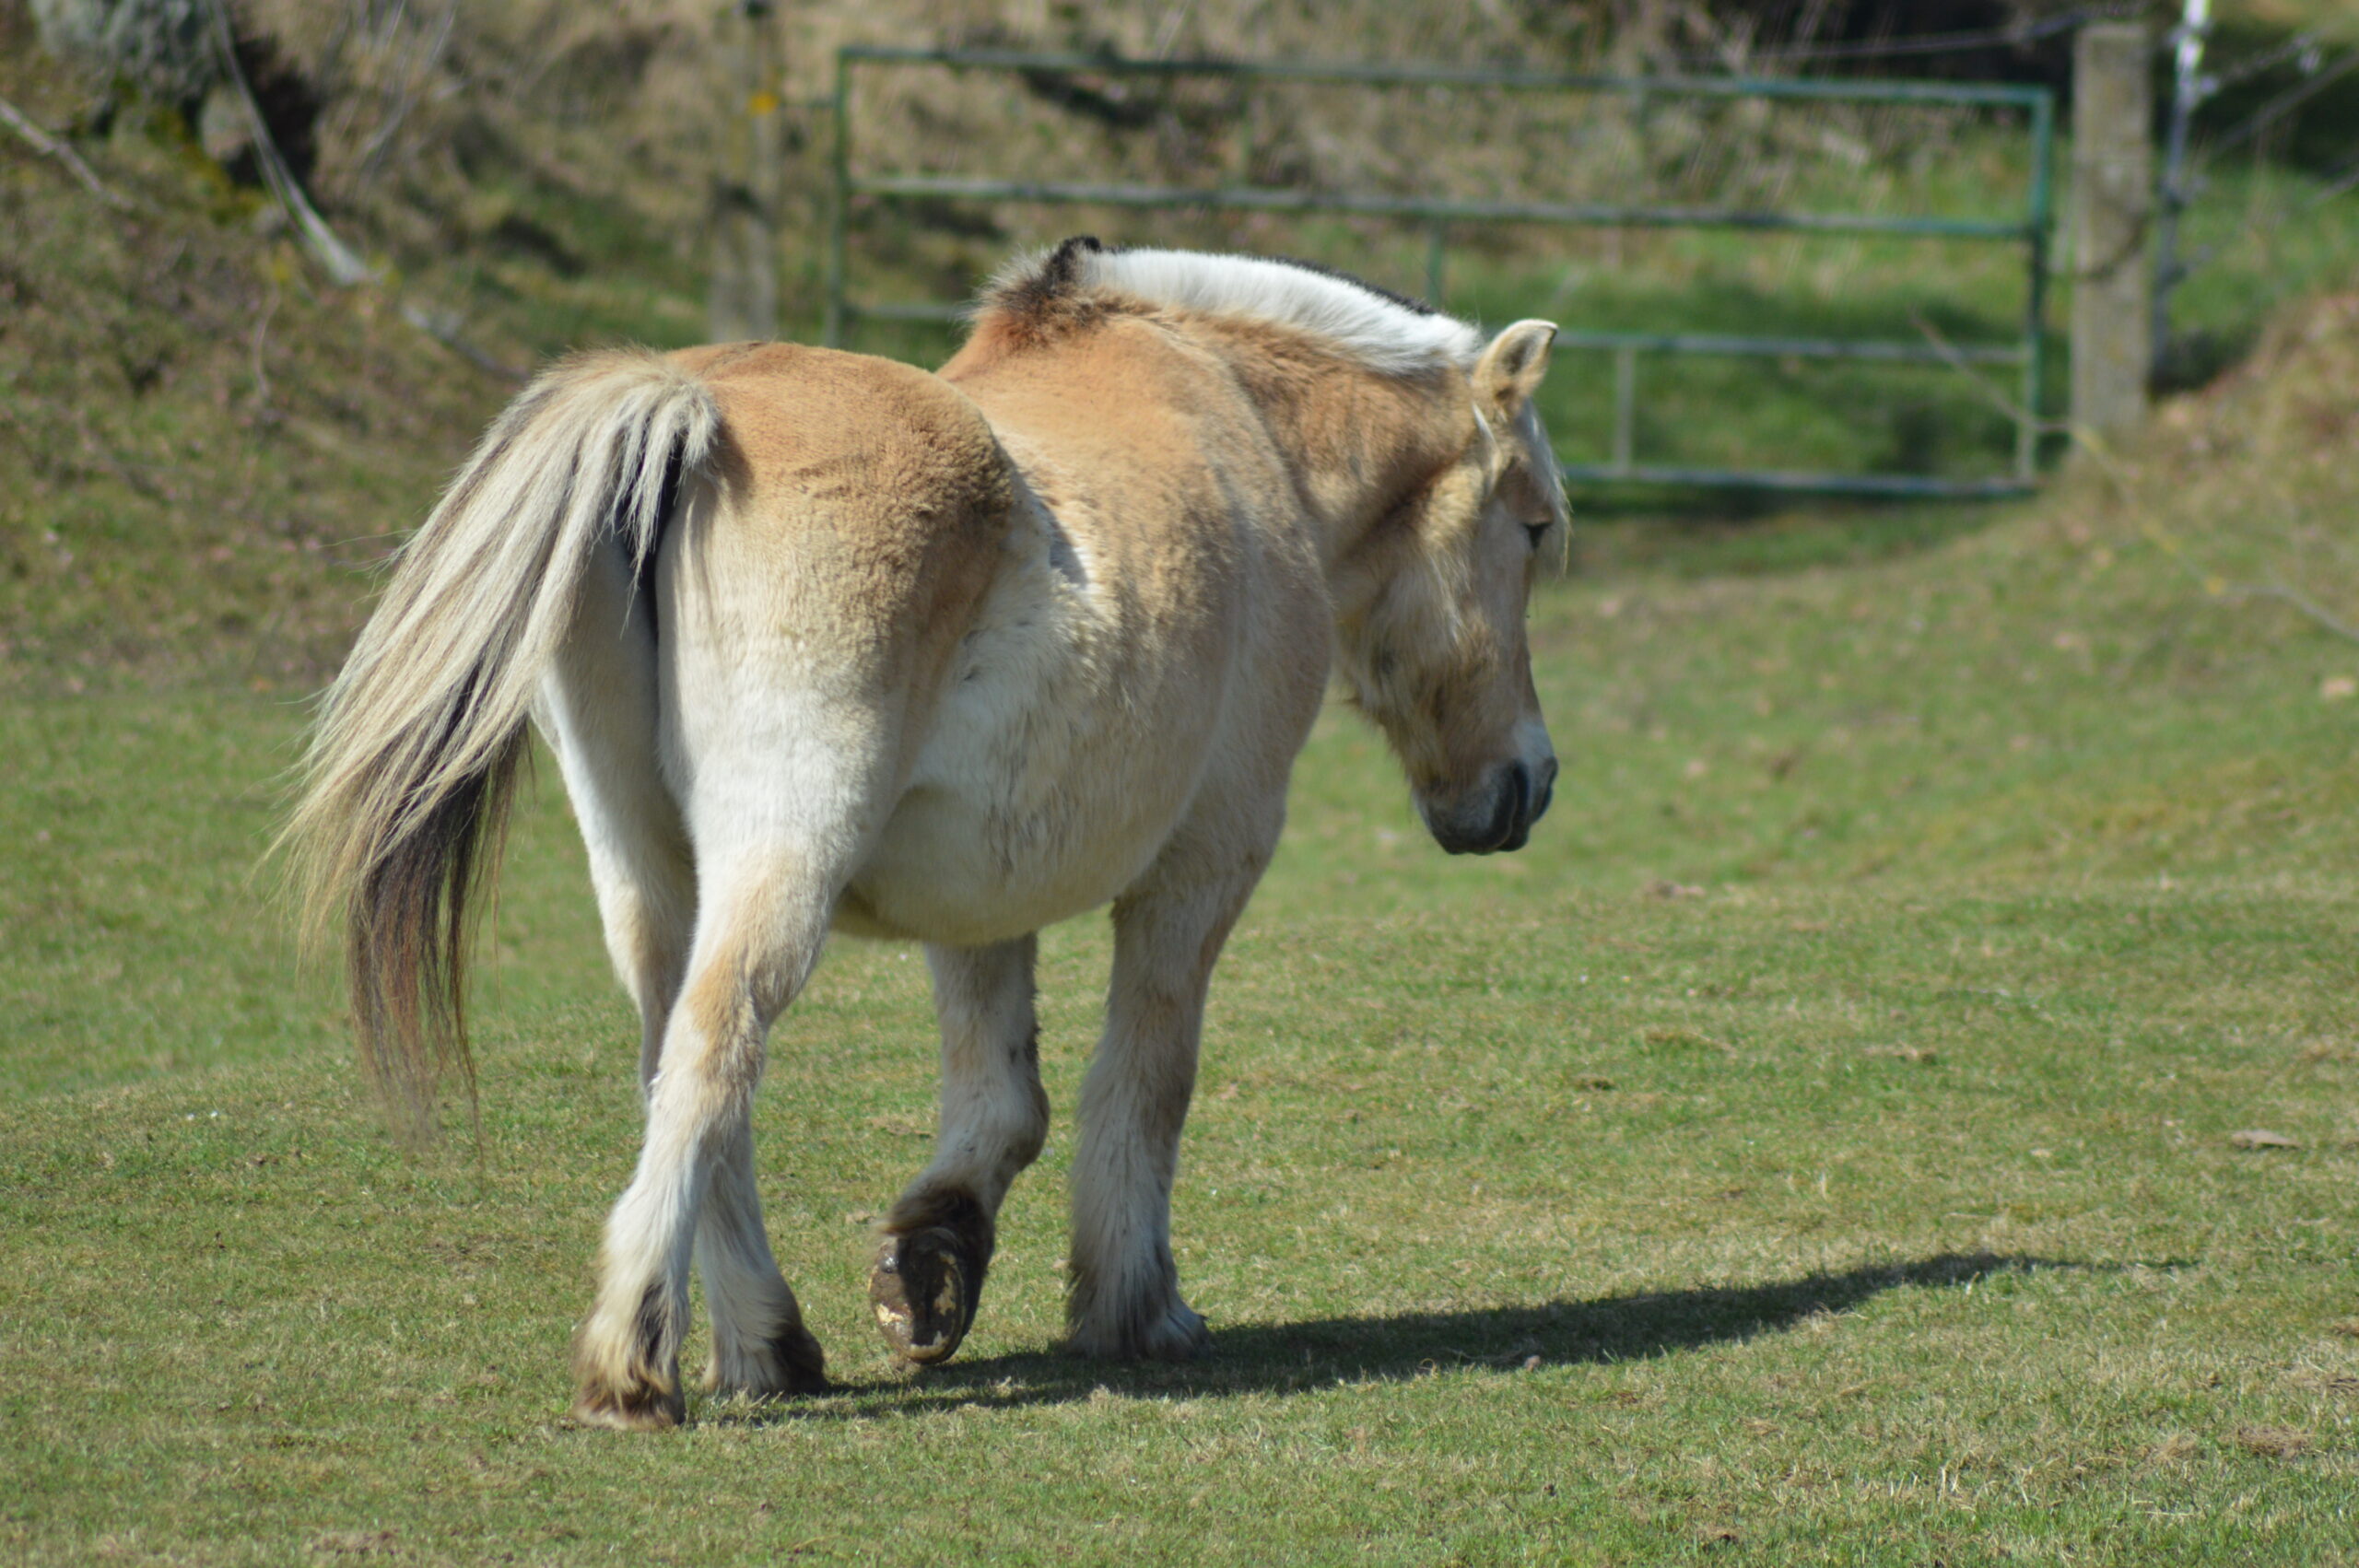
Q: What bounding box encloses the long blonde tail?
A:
[282,348,720,1140]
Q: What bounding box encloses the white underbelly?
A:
[836,542,1225,946]
[839,784,1174,944]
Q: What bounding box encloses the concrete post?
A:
[2070,22,2154,441]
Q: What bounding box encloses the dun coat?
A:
[286,238,1567,1428]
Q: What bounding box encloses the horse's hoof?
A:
[704,1317,829,1398]
[570,1379,686,1431]
[1065,1300,1212,1362]
[1127,1301,1212,1363]
[870,1225,979,1365]
[1146,1304,1213,1363]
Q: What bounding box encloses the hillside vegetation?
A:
[7,0,2359,683]
[0,13,706,689]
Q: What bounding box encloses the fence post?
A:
[709,0,780,342]
[2070,22,2154,442]
[2153,0,2212,376]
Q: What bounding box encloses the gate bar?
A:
[845,173,2036,243]
[838,44,2054,111]
[1557,464,2031,497]
[828,46,2055,497]
[837,304,2025,368]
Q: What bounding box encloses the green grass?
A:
[10,286,2359,1562]
[6,705,2358,1563]
[18,884,2359,1556]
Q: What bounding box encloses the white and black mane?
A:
[985,235,1485,375]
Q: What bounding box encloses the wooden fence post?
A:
[2070,22,2154,441]
[709,0,780,342]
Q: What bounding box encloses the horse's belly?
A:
[841,739,1193,944]
[839,791,1168,944]
[839,634,1217,946]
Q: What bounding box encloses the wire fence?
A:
[1655,4,2142,69]
[2154,3,2359,377]
[826,45,2059,499]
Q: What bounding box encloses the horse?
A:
[285,236,1568,1429]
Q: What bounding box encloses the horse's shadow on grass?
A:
[718,1250,2119,1424]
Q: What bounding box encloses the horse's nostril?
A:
[1531,755,1558,821]
[1480,764,1535,852]
[1427,760,1550,855]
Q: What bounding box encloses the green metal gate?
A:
[825,47,2057,499]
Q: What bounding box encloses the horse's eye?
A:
[1522,521,1550,551]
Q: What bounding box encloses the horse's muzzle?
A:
[1424,755,1556,856]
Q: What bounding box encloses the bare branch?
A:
[249,281,282,408]
[201,0,377,287]
[2219,581,2359,644]
[0,93,137,212]
[396,301,528,382]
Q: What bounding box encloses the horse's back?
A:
[678,341,1007,505]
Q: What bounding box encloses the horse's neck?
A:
[1220,341,1471,570]
[946,307,1469,570]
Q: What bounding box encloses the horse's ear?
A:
[1473,320,1557,415]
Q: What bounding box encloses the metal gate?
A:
[825,47,2057,498]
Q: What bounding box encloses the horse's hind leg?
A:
[871,935,1049,1364]
[541,543,695,1088]
[545,551,820,1412]
[571,764,860,1427]
[696,1107,826,1399]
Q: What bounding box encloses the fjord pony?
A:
[288,238,1567,1428]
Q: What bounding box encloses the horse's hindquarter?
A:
[647,345,1012,875]
[842,323,1330,944]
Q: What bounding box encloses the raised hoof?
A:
[570,1379,686,1432]
[704,1319,830,1399]
[870,1225,980,1366]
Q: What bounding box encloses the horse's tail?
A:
[281,348,720,1141]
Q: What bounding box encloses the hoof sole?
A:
[870,1225,979,1366]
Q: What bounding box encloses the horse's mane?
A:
[978,237,1484,375]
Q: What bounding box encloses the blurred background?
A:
[4,0,2355,692]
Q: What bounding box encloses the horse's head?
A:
[1336,319,1566,855]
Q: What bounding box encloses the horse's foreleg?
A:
[571,854,835,1429]
[1066,827,1273,1361]
[871,935,1047,1364]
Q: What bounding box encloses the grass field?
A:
[9,271,2359,1562]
